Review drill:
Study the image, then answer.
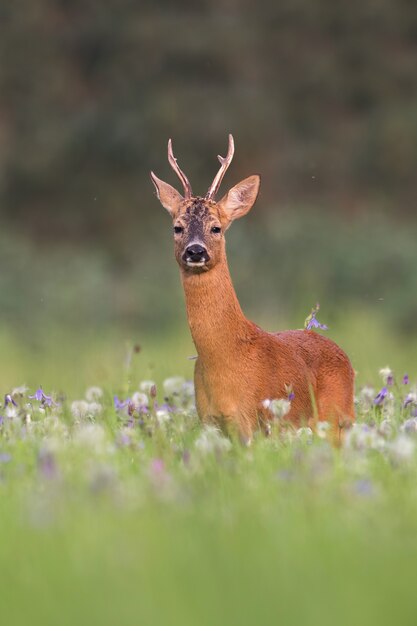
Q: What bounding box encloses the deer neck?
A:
[181,252,250,360]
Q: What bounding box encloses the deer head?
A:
[151,135,260,273]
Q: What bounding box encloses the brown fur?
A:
[151,143,355,444]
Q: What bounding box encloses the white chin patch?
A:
[186,260,206,267]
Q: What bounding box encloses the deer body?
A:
[151,136,355,442]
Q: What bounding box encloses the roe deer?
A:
[151,135,355,444]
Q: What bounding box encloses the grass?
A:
[1,313,417,626]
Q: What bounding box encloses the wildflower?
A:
[404,393,417,409]
[139,380,156,395]
[11,385,28,397]
[388,435,415,463]
[87,402,103,417]
[284,384,295,402]
[5,404,19,419]
[163,376,185,397]
[71,400,90,419]
[379,419,393,438]
[150,458,165,474]
[195,426,232,455]
[262,398,292,419]
[29,388,56,407]
[4,394,17,408]
[73,424,108,453]
[114,395,130,411]
[358,386,376,408]
[304,303,328,331]
[353,479,375,497]
[403,374,409,385]
[155,405,172,424]
[38,448,58,480]
[131,392,149,412]
[379,367,393,386]
[296,427,313,443]
[182,381,195,401]
[148,458,173,492]
[316,421,330,439]
[344,423,385,451]
[85,386,103,402]
[401,418,417,435]
[374,386,388,406]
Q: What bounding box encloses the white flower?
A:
[344,423,385,451]
[71,400,102,419]
[296,427,313,442]
[379,367,393,384]
[85,386,103,402]
[73,424,108,453]
[131,391,148,408]
[140,380,156,394]
[163,376,185,397]
[316,421,330,439]
[182,381,195,401]
[5,405,19,419]
[195,426,232,454]
[156,408,171,424]
[379,419,393,438]
[388,435,415,463]
[87,402,103,417]
[404,392,417,407]
[262,398,292,419]
[71,400,90,419]
[11,385,28,397]
[358,386,376,411]
[401,418,417,435]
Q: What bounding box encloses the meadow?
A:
[2,3,417,623]
[1,316,417,626]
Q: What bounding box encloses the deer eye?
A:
[211,226,221,234]
[174,226,184,234]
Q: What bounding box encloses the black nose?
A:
[184,244,209,263]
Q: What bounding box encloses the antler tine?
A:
[205,134,235,200]
[168,139,192,198]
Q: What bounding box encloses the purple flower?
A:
[29,388,56,407]
[374,386,388,406]
[354,478,374,497]
[4,394,17,408]
[304,303,328,331]
[387,374,394,386]
[288,391,295,401]
[403,374,409,385]
[404,393,417,409]
[155,402,174,412]
[38,449,58,479]
[150,458,165,474]
[114,395,130,410]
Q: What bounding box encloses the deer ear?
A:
[218,175,260,224]
[150,172,184,216]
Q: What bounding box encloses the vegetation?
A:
[1,349,417,626]
[1,4,416,623]
[2,0,417,243]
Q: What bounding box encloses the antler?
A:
[205,134,235,200]
[168,139,192,198]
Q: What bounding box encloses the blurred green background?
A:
[1,0,417,390]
